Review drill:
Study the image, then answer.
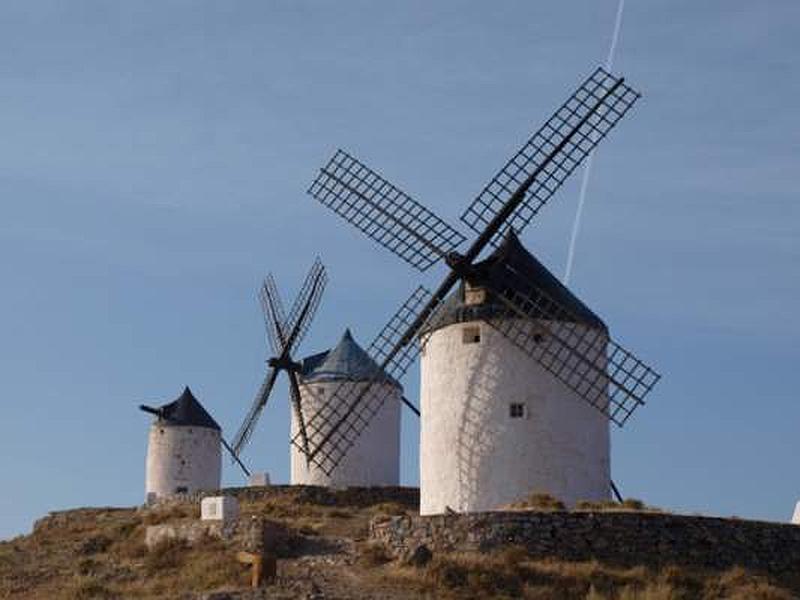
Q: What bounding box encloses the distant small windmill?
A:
[231,258,327,464]
[139,386,250,500]
[294,67,661,507]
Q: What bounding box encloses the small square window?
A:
[510,403,525,419]
[462,326,480,344]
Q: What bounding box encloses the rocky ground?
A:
[1,487,797,599]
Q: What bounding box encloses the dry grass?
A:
[141,503,199,525]
[2,488,798,600]
[0,506,245,599]
[236,490,411,540]
[575,498,662,513]
[373,548,797,600]
[505,492,567,511]
[356,541,393,567]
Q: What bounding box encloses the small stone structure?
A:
[142,484,419,552]
[145,516,291,554]
[371,511,800,574]
[201,496,239,522]
[248,472,270,487]
[145,520,235,549]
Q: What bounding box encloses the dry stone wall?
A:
[144,485,419,509]
[371,511,800,574]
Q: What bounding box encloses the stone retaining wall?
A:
[371,511,800,574]
[145,485,419,510]
[145,517,293,554]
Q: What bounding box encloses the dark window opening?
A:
[510,403,525,418]
[463,326,481,344]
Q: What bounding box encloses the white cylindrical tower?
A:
[419,233,610,515]
[143,386,222,501]
[291,329,401,487]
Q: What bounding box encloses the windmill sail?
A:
[308,150,466,271]
[460,67,640,248]
[231,258,327,461]
[301,67,656,473]
[291,286,435,474]
[231,366,279,456]
[481,251,660,426]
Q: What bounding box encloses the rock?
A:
[402,544,433,567]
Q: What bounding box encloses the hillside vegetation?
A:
[1,487,797,599]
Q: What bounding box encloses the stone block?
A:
[201,496,240,522]
[248,472,270,487]
[145,522,222,549]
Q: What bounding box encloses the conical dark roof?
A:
[423,231,606,334]
[301,329,400,388]
[154,386,221,431]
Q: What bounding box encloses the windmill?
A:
[231,258,327,466]
[292,67,661,506]
[139,386,251,500]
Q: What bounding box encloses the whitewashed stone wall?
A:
[419,319,610,515]
[145,424,221,500]
[290,381,401,487]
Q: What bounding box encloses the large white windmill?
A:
[296,67,661,514]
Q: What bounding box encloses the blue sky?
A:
[1,1,798,540]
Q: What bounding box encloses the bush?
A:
[144,538,187,574]
[142,505,198,526]
[508,493,566,511]
[70,576,112,600]
[575,498,655,512]
[357,541,392,567]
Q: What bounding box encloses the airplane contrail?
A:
[563,0,626,285]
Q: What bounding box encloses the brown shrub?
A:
[507,492,566,511]
[379,549,799,600]
[575,498,658,513]
[424,552,524,597]
[144,537,187,574]
[175,542,245,591]
[77,535,111,555]
[370,502,409,517]
[142,504,199,526]
[707,567,795,600]
[357,541,393,567]
[69,575,113,600]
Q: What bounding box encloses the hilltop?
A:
[1,486,798,599]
